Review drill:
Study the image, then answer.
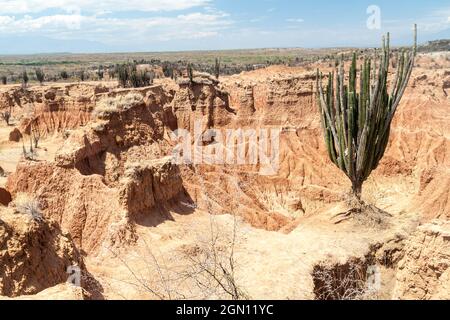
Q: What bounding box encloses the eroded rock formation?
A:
[393,220,450,299]
[0,207,83,297]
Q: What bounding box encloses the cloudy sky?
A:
[0,0,448,54]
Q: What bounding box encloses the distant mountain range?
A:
[419,39,450,52]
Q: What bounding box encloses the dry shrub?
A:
[94,93,143,117]
[255,185,303,218]
[13,193,43,222]
[312,259,380,300]
[178,214,250,300]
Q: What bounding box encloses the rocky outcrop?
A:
[8,128,22,142]
[6,162,131,253]
[224,72,316,127]
[0,83,110,136]
[6,86,184,253]
[393,220,450,300]
[0,207,83,297]
[414,167,450,220]
[173,77,233,131]
[0,188,12,206]
[119,157,183,216]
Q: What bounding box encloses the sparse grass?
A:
[94,93,144,117]
[13,193,43,222]
[257,187,303,218]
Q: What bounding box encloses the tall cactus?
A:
[316,25,417,199]
[214,58,220,79]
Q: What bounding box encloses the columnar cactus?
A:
[214,58,220,79]
[316,25,417,199]
[187,63,194,83]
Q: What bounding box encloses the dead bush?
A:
[13,193,43,222]
[312,259,380,300]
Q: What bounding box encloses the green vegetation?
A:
[316,25,417,199]
[0,60,80,66]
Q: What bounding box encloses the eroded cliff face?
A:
[6,85,185,254]
[0,84,110,136]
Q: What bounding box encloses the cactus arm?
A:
[317,71,340,152]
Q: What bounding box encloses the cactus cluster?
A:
[316,25,417,199]
[117,63,154,88]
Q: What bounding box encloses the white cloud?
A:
[0,0,232,46]
[0,15,14,25]
[0,0,211,14]
[0,11,232,45]
[0,14,83,32]
[286,18,304,23]
[415,7,450,33]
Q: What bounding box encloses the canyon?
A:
[0,52,449,300]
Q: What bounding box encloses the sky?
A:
[0,0,448,54]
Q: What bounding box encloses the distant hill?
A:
[419,39,450,52]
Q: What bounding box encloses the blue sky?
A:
[0,0,448,54]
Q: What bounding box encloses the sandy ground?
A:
[84,172,420,300]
